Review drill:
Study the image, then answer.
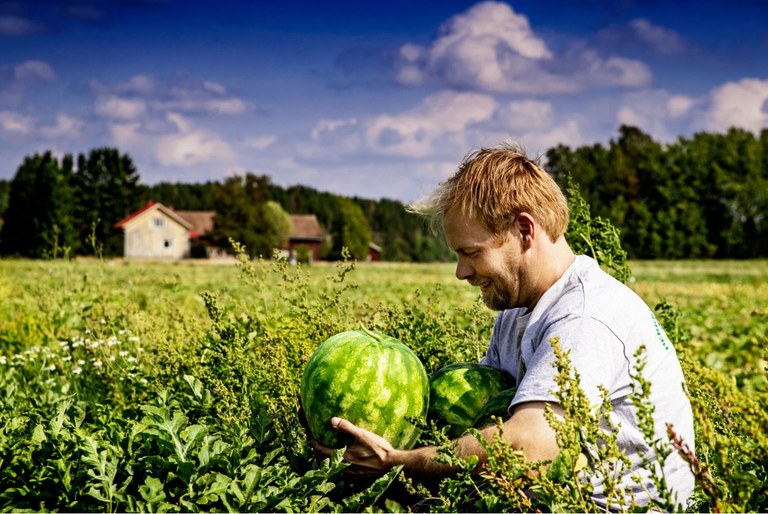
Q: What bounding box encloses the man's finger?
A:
[310,439,333,459]
[330,417,365,439]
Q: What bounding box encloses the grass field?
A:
[1,257,765,393]
[0,256,765,511]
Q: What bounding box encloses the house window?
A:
[164,239,173,248]
[152,217,165,228]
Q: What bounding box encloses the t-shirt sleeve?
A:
[511,315,631,409]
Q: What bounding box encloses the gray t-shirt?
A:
[481,255,695,509]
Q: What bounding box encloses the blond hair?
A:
[408,142,569,242]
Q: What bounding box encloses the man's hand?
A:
[309,402,563,480]
[310,417,401,476]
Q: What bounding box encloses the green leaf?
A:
[139,476,167,504]
[31,423,47,445]
[343,465,402,512]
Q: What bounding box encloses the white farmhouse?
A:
[114,201,192,259]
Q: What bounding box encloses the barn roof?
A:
[290,214,325,240]
[175,211,215,239]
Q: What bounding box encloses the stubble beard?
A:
[482,283,512,311]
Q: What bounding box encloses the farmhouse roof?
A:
[175,210,215,239]
[114,201,192,231]
[290,214,324,241]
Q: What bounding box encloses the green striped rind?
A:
[300,329,429,449]
[473,387,518,428]
[428,363,515,436]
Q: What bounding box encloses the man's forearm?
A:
[394,402,561,478]
[393,427,496,479]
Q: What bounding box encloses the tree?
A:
[262,200,293,251]
[144,181,217,210]
[328,197,372,261]
[0,179,10,230]
[72,148,142,256]
[0,152,76,258]
[211,173,290,258]
[546,125,768,259]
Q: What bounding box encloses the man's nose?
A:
[455,257,473,281]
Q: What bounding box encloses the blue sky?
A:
[1,0,767,202]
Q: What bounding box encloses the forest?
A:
[0,125,766,261]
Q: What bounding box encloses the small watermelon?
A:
[473,387,517,428]
[428,362,515,436]
[300,328,429,449]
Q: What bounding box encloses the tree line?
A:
[546,125,768,259]
[0,148,450,261]
[1,125,766,261]
[0,150,141,258]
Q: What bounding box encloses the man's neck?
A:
[524,238,576,311]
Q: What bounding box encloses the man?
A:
[311,142,695,509]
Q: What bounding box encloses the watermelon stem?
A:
[359,326,381,342]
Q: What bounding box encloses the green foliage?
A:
[328,197,372,261]
[263,200,293,249]
[547,125,768,259]
[143,181,217,211]
[0,179,10,219]
[563,173,632,283]
[0,152,76,258]
[0,254,766,511]
[275,184,452,262]
[211,174,293,258]
[352,197,454,262]
[72,148,142,256]
[211,173,270,258]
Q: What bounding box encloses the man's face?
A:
[444,208,528,311]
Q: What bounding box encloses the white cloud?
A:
[105,112,235,168]
[704,78,768,133]
[365,90,498,157]
[0,15,41,36]
[94,95,147,120]
[299,90,579,166]
[153,96,248,115]
[156,79,249,115]
[109,121,143,148]
[517,119,583,157]
[395,1,651,95]
[303,118,363,158]
[0,60,56,103]
[667,95,695,119]
[502,100,554,130]
[40,114,83,138]
[14,60,56,83]
[244,135,277,150]
[396,2,553,93]
[0,111,32,133]
[156,112,235,166]
[583,54,651,89]
[311,118,358,140]
[91,75,248,116]
[202,81,227,95]
[91,74,155,95]
[615,89,697,141]
[630,18,685,55]
[87,74,247,169]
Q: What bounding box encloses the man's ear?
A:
[515,212,535,246]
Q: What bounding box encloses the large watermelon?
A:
[300,328,429,449]
[428,362,515,436]
[473,387,517,428]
